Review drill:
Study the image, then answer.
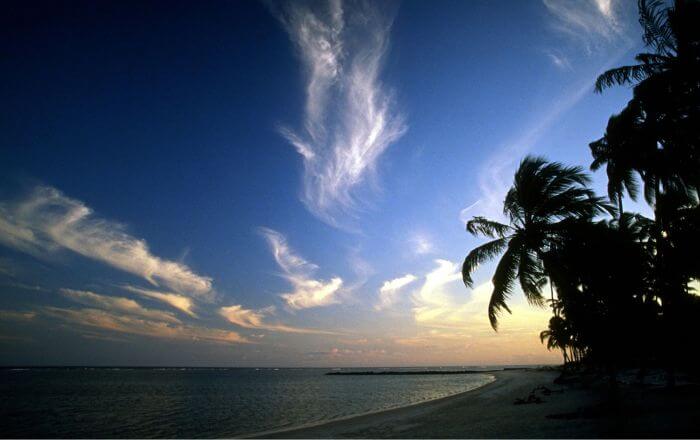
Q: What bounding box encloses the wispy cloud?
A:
[259,227,343,309]
[542,0,628,52]
[545,50,573,70]
[411,260,551,334]
[60,288,181,324]
[409,232,434,255]
[0,310,36,321]
[375,274,417,311]
[412,260,463,327]
[461,8,635,223]
[219,305,337,334]
[273,0,406,226]
[44,307,250,344]
[122,285,197,317]
[460,56,628,224]
[0,186,213,299]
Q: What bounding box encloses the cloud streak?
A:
[122,285,197,317]
[542,0,627,52]
[273,0,406,226]
[60,288,181,324]
[375,274,417,311]
[259,227,343,309]
[45,307,250,345]
[219,305,337,334]
[460,40,632,225]
[0,186,213,299]
[411,260,553,335]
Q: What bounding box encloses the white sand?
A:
[251,368,700,438]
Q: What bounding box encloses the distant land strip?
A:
[325,368,526,376]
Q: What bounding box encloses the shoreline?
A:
[246,372,498,438]
[250,368,700,438]
[249,369,548,439]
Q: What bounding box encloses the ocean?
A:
[1,367,495,438]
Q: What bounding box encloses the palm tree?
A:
[462,156,610,329]
[540,315,571,364]
[594,0,699,94]
[594,0,700,207]
[593,0,700,386]
[589,101,647,216]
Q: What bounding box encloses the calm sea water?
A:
[0,367,495,438]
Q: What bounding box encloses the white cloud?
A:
[273,0,406,226]
[543,0,620,41]
[594,0,613,18]
[375,274,417,310]
[259,227,343,309]
[411,260,551,335]
[44,307,250,345]
[0,186,213,299]
[389,261,559,365]
[412,260,463,327]
[122,285,197,317]
[409,233,434,255]
[541,0,631,54]
[546,50,573,70]
[219,305,336,334]
[60,288,181,324]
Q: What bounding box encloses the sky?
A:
[0,0,648,367]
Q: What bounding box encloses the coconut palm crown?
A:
[462,156,611,330]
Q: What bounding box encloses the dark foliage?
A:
[462,0,700,383]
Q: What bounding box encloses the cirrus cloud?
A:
[272,0,406,227]
[0,186,213,299]
[121,285,197,317]
[44,307,250,345]
[259,227,343,309]
[60,288,181,324]
[219,304,338,335]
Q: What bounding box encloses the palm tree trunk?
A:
[654,180,677,388]
[617,194,624,220]
[549,279,558,317]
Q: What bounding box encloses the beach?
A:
[256,368,700,438]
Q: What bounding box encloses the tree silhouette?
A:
[592,0,700,385]
[462,156,610,329]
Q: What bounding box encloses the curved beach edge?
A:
[245,368,547,439]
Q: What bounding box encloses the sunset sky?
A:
[0,0,649,366]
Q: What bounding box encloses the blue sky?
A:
[0,0,647,366]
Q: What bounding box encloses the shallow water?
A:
[0,367,494,438]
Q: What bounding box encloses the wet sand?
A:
[253,369,700,438]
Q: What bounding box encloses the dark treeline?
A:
[462,0,700,386]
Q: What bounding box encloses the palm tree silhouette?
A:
[462,156,610,329]
[592,0,700,385]
[595,0,699,94]
[540,315,572,364]
[594,0,700,208]
[589,101,646,216]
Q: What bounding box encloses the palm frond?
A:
[462,237,510,287]
[465,216,512,238]
[537,188,608,220]
[638,0,675,55]
[595,64,659,92]
[635,52,670,65]
[621,168,640,201]
[488,239,522,330]
[518,249,546,307]
[643,173,658,205]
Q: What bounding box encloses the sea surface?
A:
[0,367,496,438]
